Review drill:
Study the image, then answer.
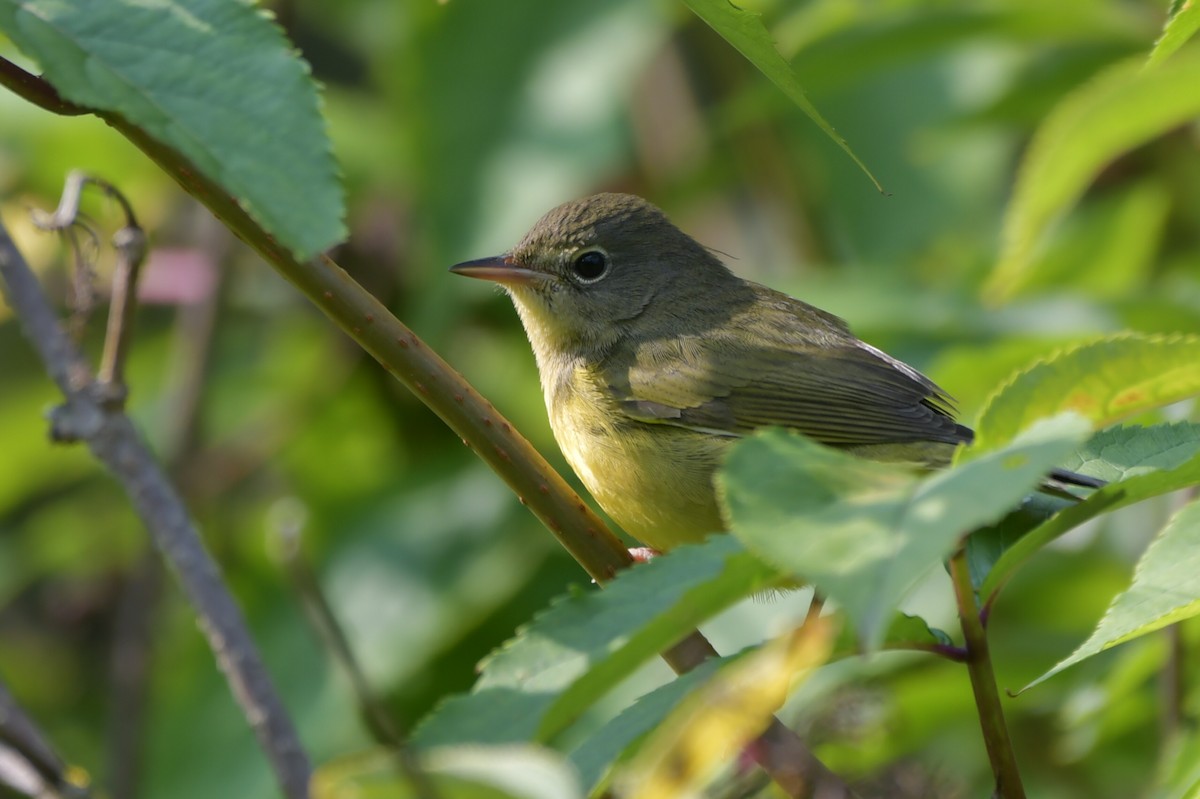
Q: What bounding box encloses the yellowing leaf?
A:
[620,618,833,799]
[971,334,1200,455]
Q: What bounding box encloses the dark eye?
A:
[571,249,609,282]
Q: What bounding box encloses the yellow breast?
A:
[547,364,729,551]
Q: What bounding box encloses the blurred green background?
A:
[1,0,1198,797]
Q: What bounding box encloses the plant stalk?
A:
[949,547,1026,799]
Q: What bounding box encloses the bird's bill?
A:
[449,256,543,287]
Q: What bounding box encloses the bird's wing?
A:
[602,303,968,448]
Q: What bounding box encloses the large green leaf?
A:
[719,415,1090,647]
[971,334,1200,455]
[412,536,780,749]
[1022,498,1200,692]
[986,51,1200,302]
[0,0,345,259]
[1147,1,1200,69]
[680,0,883,192]
[980,423,1200,604]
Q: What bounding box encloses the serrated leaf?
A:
[0,0,345,259]
[980,423,1200,602]
[313,745,583,799]
[617,619,833,799]
[1022,499,1200,692]
[986,52,1200,302]
[971,334,1200,454]
[1148,1,1200,69]
[680,0,883,192]
[413,536,781,749]
[720,416,1090,648]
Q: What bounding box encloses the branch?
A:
[0,55,854,795]
[0,56,88,116]
[0,216,312,799]
[0,676,91,798]
[949,547,1026,799]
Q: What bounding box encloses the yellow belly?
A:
[549,385,730,551]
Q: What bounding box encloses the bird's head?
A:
[451,193,736,360]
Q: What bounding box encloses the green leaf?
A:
[412,536,780,749]
[719,415,1090,647]
[680,0,884,192]
[981,423,1200,603]
[1154,722,1200,799]
[986,51,1200,302]
[314,745,584,799]
[568,655,732,794]
[971,333,1200,455]
[1022,498,1200,692]
[1148,1,1200,69]
[0,0,345,259]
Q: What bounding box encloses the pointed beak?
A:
[449,255,543,287]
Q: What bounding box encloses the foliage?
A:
[1,0,1200,798]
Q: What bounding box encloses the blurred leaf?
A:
[1154,721,1200,799]
[966,492,1075,591]
[1015,180,1170,299]
[617,618,833,799]
[987,52,1200,302]
[720,416,1089,647]
[412,536,781,748]
[1023,498,1200,692]
[681,0,883,192]
[1147,1,1200,69]
[568,654,732,794]
[980,423,1200,602]
[0,0,345,258]
[830,609,960,665]
[971,334,1200,454]
[314,745,583,799]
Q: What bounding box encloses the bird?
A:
[451,193,1100,553]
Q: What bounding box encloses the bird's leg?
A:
[628,546,661,564]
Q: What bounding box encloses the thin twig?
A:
[272,511,441,799]
[105,551,161,799]
[0,677,91,798]
[0,216,312,799]
[107,212,229,799]
[31,172,148,404]
[949,547,1026,799]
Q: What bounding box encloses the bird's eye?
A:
[571,249,609,283]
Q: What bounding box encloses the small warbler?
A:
[451,193,1097,552]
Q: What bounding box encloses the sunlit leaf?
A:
[720,416,1089,647]
[1147,0,1200,69]
[680,0,883,192]
[986,52,1200,302]
[971,334,1200,455]
[981,423,1200,603]
[413,536,781,748]
[617,618,833,799]
[0,0,345,258]
[1022,499,1200,692]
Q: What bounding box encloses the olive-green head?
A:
[450,193,737,360]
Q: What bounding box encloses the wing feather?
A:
[602,289,969,448]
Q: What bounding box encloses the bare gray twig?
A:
[0,205,312,798]
[0,678,91,798]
